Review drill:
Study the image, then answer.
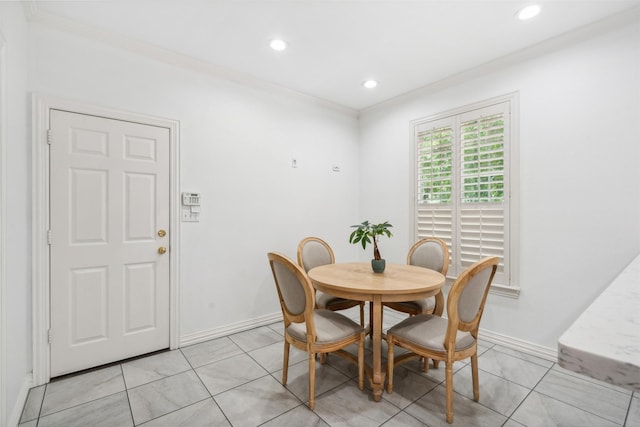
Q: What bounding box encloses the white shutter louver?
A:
[417,205,453,250]
[459,206,505,275]
[416,125,453,205]
[414,99,512,287]
[416,124,454,257]
[458,112,507,281]
[460,113,505,204]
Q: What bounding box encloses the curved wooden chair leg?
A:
[471,354,480,401]
[386,337,394,394]
[358,332,365,390]
[445,361,454,423]
[282,341,290,384]
[308,352,316,410]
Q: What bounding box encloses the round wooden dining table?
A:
[307,262,445,401]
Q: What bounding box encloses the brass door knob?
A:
[158,247,167,255]
[158,229,166,237]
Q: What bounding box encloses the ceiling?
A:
[31,0,640,111]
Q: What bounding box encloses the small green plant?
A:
[349,220,393,260]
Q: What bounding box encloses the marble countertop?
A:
[558,254,640,392]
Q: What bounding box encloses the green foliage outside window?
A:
[418,127,453,203]
[418,115,504,205]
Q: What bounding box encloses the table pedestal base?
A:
[370,296,385,400]
[308,262,445,402]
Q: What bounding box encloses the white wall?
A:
[0,2,31,425]
[4,5,638,422]
[358,12,640,350]
[28,24,361,339]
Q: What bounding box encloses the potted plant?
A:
[349,220,393,273]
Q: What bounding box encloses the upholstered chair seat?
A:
[383,237,449,370]
[384,237,449,319]
[297,237,365,326]
[386,297,436,314]
[386,256,499,424]
[268,252,365,410]
[387,314,475,353]
[287,309,364,344]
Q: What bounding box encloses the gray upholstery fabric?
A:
[458,267,492,323]
[316,291,351,310]
[301,241,332,272]
[409,241,446,273]
[389,297,435,312]
[397,240,445,313]
[287,309,364,344]
[272,262,307,316]
[388,314,475,352]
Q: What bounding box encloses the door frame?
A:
[0,32,7,426]
[32,94,181,385]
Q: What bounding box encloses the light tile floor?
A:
[19,308,639,427]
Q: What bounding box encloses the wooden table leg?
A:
[371,295,384,401]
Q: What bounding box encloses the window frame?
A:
[411,92,520,297]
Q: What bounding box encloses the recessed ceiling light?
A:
[517,4,541,20]
[362,80,378,89]
[270,39,288,51]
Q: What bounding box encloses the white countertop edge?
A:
[557,253,640,392]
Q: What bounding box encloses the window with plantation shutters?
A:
[413,95,519,295]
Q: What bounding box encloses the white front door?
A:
[49,109,170,377]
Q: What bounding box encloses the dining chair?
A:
[386,256,499,424]
[382,237,449,369]
[267,252,365,409]
[297,237,365,327]
[384,237,449,318]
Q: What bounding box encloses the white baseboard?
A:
[179,312,283,347]
[479,328,558,362]
[7,373,33,427]
[178,312,557,365]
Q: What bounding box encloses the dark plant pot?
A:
[371,259,386,273]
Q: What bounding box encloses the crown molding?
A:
[361,5,640,115]
[26,8,358,118]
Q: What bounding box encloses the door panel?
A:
[124,262,157,332]
[50,109,170,377]
[70,168,108,243]
[70,266,108,344]
[125,173,156,241]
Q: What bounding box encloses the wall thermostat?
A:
[182,193,201,206]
